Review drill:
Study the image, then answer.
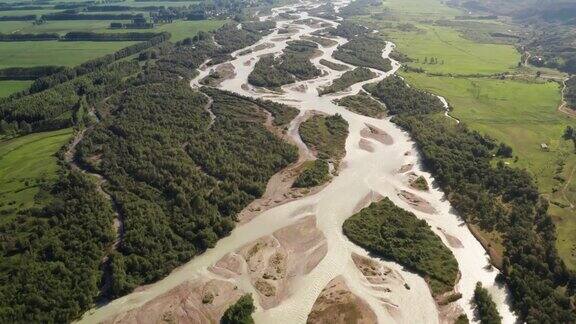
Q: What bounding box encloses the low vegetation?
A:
[248,40,321,89]
[335,91,386,118]
[319,67,376,95]
[410,175,429,191]
[364,75,444,115]
[299,114,348,163]
[343,198,459,295]
[319,59,349,71]
[293,159,330,188]
[473,282,502,324]
[333,36,392,72]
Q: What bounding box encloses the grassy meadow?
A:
[350,0,576,269]
[0,128,73,220]
[387,25,520,75]
[0,80,32,97]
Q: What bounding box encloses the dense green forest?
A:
[473,282,502,324]
[343,198,459,296]
[0,171,115,322]
[319,67,376,95]
[364,75,445,115]
[248,40,321,89]
[299,114,348,164]
[335,91,386,118]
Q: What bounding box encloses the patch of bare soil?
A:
[352,191,383,214]
[397,190,436,214]
[199,63,236,87]
[211,215,327,309]
[360,123,393,145]
[104,279,244,324]
[437,227,464,249]
[397,163,413,173]
[306,276,378,324]
[359,138,375,152]
[239,43,275,56]
[301,35,338,47]
[292,83,308,92]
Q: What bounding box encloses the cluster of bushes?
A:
[333,35,392,72]
[248,40,321,89]
[0,33,59,41]
[221,294,255,324]
[214,23,272,53]
[343,198,459,296]
[299,114,348,163]
[335,91,386,118]
[319,67,376,95]
[0,15,35,21]
[473,282,502,324]
[42,12,143,20]
[293,159,330,188]
[62,32,159,41]
[0,66,65,81]
[319,59,349,71]
[338,0,381,17]
[363,75,445,115]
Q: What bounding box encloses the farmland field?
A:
[0,128,73,221]
[0,41,137,68]
[0,80,32,97]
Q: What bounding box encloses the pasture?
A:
[0,128,73,220]
[0,80,31,97]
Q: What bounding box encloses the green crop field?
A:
[0,80,32,98]
[386,25,520,75]
[0,128,73,220]
[0,20,132,34]
[0,41,136,68]
[155,19,227,41]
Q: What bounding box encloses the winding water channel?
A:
[80,1,517,323]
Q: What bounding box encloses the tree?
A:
[496,143,513,158]
[221,294,255,324]
[473,282,502,324]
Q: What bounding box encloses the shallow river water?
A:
[80,1,517,323]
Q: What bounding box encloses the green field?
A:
[0,128,73,218]
[0,80,32,97]
[0,41,136,68]
[386,25,520,75]
[0,20,132,34]
[155,20,227,41]
[0,19,226,40]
